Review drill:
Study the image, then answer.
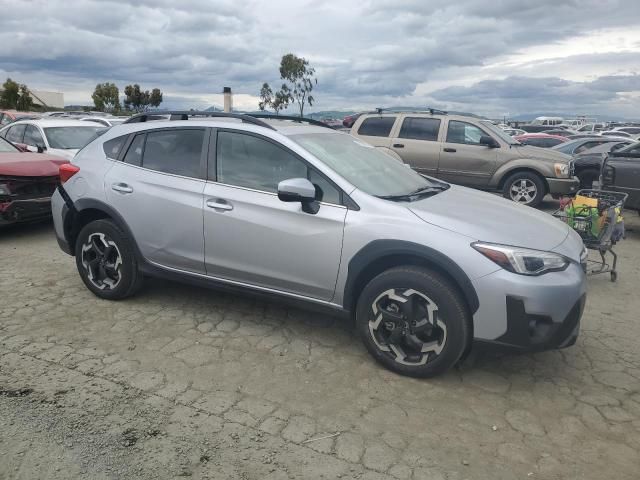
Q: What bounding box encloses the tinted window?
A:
[23,125,45,147]
[398,117,440,141]
[5,124,26,143]
[446,121,487,145]
[139,129,204,177]
[43,126,103,149]
[103,135,128,159]
[357,117,396,137]
[216,131,307,193]
[123,134,145,166]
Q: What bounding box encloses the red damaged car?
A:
[0,136,67,226]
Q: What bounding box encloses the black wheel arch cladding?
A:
[344,239,479,315]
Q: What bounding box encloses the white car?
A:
[0,119,105,161]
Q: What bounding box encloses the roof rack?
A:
[249,114,334,129]
[372,107,448,115]
[122,110,276,130]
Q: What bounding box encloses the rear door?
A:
[104,127,208,273]
[389,116,441,175]
[438,120,497,186]
[203,129,346,301]
[604,146,640,210]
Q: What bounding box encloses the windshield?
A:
[290,132,441,197]
[480,120,520,145]
[0,136,19,152]
[44,126,103,149]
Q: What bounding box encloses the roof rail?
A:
[371,107,449,115]
[122,110,276,130]
[249,114,334,129]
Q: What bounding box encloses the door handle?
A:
[443,148,457,153]
[393,143,405,148]
[111,183,133,194]
[206,198,233,211]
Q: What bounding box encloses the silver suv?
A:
[51,112,587,377]
[351,110,579,207]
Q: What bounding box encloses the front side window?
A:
[398,117,440,141]
[43,126,103,149]
[5,124,26,144]
[23,125,45,147]
[216,131,307,193]
[142,129,204,177]
[357,117,396,137]
[446,121,487,145]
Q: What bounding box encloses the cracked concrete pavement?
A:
[1,213,640,479]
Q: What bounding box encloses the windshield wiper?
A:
[378,185,448,201]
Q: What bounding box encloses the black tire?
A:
[74,219,143,300]
[355,266,471,378]
[577,168,599,189]
[502,171,546,207]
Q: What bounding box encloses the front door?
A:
[438,120,497,187]
[390,116,442,176]
[104,127,208,273]
[203,129,346,301]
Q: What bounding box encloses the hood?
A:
[48,148,79,161]
[408,185,570,252]
[513,145,572,163]
[0,152,68,177]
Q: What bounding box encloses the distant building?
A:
[30,90,64,109]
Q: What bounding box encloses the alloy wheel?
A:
[509,179,537,204]
[81,232,123,290]
[368,288,447,366]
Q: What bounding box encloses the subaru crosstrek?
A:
[51,112,587,377]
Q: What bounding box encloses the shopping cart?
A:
[553,189,628,282]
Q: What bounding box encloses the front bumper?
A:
[0,197,52,225]
[546,176,579,196]
[471,261,587,354]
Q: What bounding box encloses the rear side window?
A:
[398,117,440,141]
[103,135,128,159]
[357,117,396,137]
[142,129,204,178]
[123,134,145,166]
[5,124,26,144]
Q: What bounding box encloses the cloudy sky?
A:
[1,0,639,118]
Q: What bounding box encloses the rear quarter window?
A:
[103,135,128,160]
[357,117,396,137]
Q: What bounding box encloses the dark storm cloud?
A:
[0,0,638,113]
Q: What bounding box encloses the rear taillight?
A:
[601,164,614,185]
[59,163,80,184]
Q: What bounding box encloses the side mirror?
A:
[37,145,46,153]
[278,178,319,214]
[480,135,499,148]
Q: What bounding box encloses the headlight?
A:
[554,162,570,178]
[472,242,570,276]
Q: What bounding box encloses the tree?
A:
[279,53,317,117]
[258,83,273,111]
[16,85,33,111]
[123,84,163,112]
[0,78,20,109]
[92,82,120,112]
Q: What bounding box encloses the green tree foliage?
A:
[279,53,317,117]
[257,82,291,115]
[16,85,33,111]
[123,84,163,112]
[0,78,20,109]
[92,82,120,112]
[258,83,273,111]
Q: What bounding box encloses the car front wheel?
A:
[74,219,143,300]
[356,266,470,377]
[502,171,545,207]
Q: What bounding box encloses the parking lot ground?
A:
[1,213,640,480]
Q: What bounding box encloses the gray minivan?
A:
[351,111,579,207]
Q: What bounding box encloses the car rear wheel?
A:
[75,219,143,300]
[356,266,470,377]
[577,168,599,189]
[502,171,546,207]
